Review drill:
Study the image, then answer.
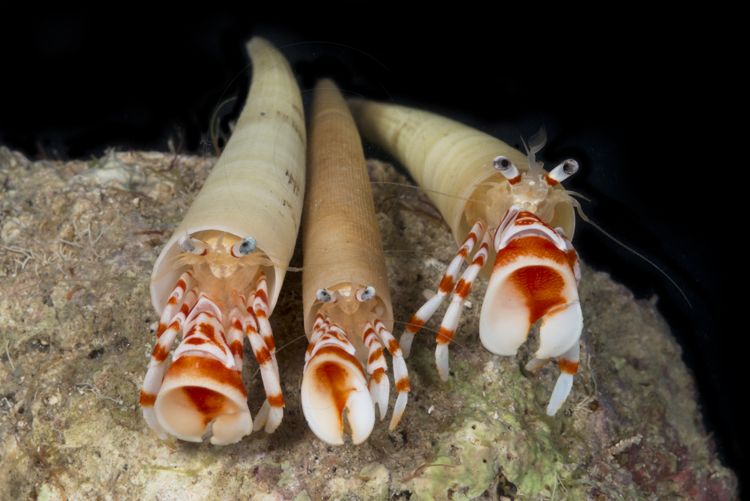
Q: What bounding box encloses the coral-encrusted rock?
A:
[0,148,737,499]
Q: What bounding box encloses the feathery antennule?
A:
[522,127,548,174]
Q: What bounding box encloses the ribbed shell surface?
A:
[150,38,306,314]
[302,81,392,334]
[348,100,574,241]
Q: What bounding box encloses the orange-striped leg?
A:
[434,231,491,381]
[173,295,236,368]
[245,281,284,434]
[226,307,246,369]
[252,273,279,377]
[140,273,195,438]
[301,316,374,445]
[374,319,410,430]
[363,322,389,420]
[400,221,485,357]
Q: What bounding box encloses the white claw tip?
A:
[389,392,408,431]
[546,373,574,416]
[400,334,414,359]
[435,344,450,381]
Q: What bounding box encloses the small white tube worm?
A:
[140,38,305,444]
[301,80,409,445]
[349,100,582,416]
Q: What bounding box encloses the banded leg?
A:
[245,299,284,434]
[140,273,195,438]
[226,307,246,370]
[363,322,389,420]
[434,231,491,381]
[400,221,485,357]
[252,273,279,376]
[374,320,410,430]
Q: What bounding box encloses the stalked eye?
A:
[547,159,579,184]
[232,236,257,257]
[316,289,336,303]
[493,155,520,181]
[178,235,208,255]
[355,286,376,302]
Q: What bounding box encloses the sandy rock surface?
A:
[0,148,737,500]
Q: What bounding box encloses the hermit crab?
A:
[139,38,305,444]
[300,80,409,445]
[349,100,582,416]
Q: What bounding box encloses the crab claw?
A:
[301,346,375,445]
[480,235,581,358]
[480,219,583,415]
[154,355,252,445]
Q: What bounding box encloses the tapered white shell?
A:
[348,100,575,241]
[303,81,392,338]
[150,37,305,314]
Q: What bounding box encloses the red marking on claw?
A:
[494,236,569,270]
[168,356,246,394]
[182,386,229,425]
[509,266,566,324]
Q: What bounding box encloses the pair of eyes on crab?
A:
[493,155,579,184]
[316,286,376,304]
[179,235,257,257]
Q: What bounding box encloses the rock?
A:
[0,148,737,499]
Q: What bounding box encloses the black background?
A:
[0,9,740,493]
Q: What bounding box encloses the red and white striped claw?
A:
[481,207,582,415]
[301,317,375,445]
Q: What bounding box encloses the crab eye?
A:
[232,236,257,257]
[316,289,336,303]
[493,155,520,182]
[355,286,376,302]
[547,159,579,184]
[179,235,208,255]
